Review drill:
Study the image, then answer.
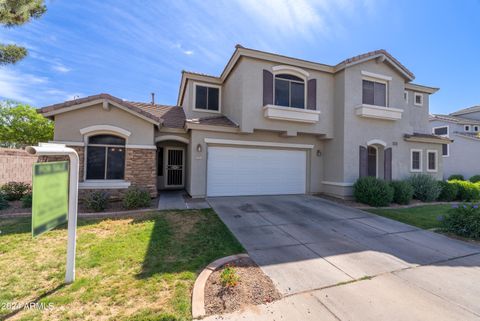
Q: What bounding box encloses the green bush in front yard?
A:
[353,177,394,207]
[437,181,459,202]
[442,204,480,239]
[390,180,414,205]
[21,193,32,208]
[0,182,31,201]
[448,174,465,181]
[0,192,9,210]
[123,187,151,210]
[84,191,109,212]
[470,175,480,183]
[407,174,441,202]
[448,180,480,201]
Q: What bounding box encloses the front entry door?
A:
[165,148,184,188]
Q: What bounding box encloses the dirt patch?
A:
[204,257,281,316]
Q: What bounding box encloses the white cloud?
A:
[171,42,195,56]
[0,67,79,106]
[52,63,71,73]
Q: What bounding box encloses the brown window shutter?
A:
[384,148,392,181]
[359,146,368,178]
[263,70,273,106]
[307,79,317,110]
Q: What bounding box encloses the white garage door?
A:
[207,146,307,197]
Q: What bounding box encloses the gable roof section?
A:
[127,101,186,128]
[178,45,421,105]
[454,132,480,141]
[404,132,453,144]
[430,114,480,125]
[40,93,162,125]
[450,105,480,116]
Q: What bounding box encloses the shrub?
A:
[442,204,480,239]
[449,180,480,201]
[353,177,394,207]
[0,182,31,201]
[0,192,9,210]
[220,264,240,288]
[390,180,414,205]
[122,187,151,210]
[84,191,109,212]
[407,174,441,202]
[448,174,464,181]
[21,193,32,208]
[470,175,480,183]
[437,181,458,202]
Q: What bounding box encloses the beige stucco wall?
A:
[53,103,155,145]
[186,129,324,198]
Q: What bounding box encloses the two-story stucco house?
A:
[430,106,480,179]
[39,45,450,199]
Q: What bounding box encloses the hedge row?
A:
[353,174,480,207]
[448,174,480,183]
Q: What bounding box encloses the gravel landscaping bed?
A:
[204,257,281,316]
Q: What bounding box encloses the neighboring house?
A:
[39,45,450,199]
[430,106,480,179]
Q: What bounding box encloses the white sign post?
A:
[26,143,79,284]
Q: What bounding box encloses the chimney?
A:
[151,92,155,105]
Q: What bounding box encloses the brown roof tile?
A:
[404,132,452,142]
[127,101,186,128]
[186,115,238,128]
[39,93,162,123]
[430,114,480,125]
[336,49,415,79]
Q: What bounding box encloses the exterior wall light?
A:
[196,144,202,153]
[316,150,322,157]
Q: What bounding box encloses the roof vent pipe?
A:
[151,92,155,105]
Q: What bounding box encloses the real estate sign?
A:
[32,161,69,237]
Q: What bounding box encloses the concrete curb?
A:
[192,253,249,319]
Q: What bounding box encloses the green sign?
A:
[32,161,69,237]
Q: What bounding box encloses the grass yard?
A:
[367,205,452,230]
[0,209,244,321]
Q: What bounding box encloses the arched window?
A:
[274,74,305,109]
[86,134,126,180]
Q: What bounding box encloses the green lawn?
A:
[367,205,452,230]
[0,209,243,321]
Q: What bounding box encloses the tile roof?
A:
[186,115,238,128]
[450,105,480,116]
[39,93,162,123]
[430,114,480,125]
[404,132,453,142]
[335,49,415,80]
[127,102,186,128]
[182,70,219,79]
[453,132,480,141]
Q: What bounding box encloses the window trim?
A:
[475,125,479,132]
[192,82,222,114]
[272,67,308,110]
[414,92,423,106]
[465,125,471,132]
[83,133,127,182]
[432,126,450,157]
[410,149,423,172]
[404,90,408,103]
[426,149,438,173]
[362,75,389,108]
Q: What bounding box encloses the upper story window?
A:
[274,74,305,109]
[86,134,125,180]
[433,126,449,157]
[404,91,408,103]
[465,125,471,132]
[194,83,220,112]
[474,125,479,132]
[362,79,387,107]
[414,92,423,106]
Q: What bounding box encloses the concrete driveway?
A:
[206,195,480,321]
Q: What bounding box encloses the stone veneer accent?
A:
[40,146,157,200]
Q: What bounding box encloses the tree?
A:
[0,0,46,65]
[0,101,54,148]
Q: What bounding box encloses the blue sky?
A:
[0,0,479,114]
